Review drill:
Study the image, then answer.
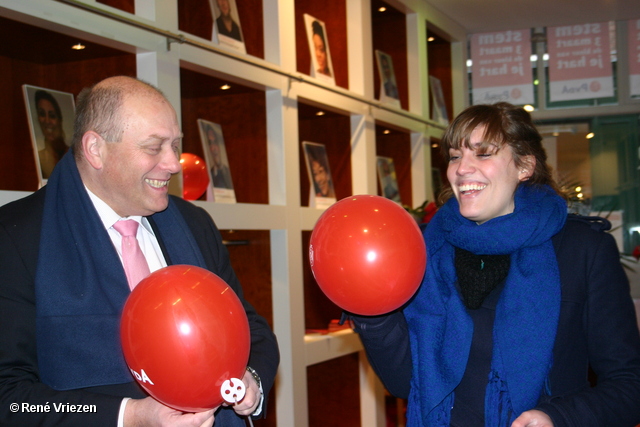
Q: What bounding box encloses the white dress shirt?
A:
[85,187,166,426]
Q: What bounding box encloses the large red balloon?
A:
[120,265,250,412]
[180,153,209,200]
[309,195,426,315]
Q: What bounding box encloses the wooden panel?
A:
[298,102,352,207]
[307,354,361,427]
[180,68,269,204]
[427,28,453,121]
[178,0,265,59]
[178,0,213,40]
[0,16,135,192]
[302,231,343,331]
[220,228,276,426]
[220,229,273,327]
[375,125,413,207]
[431,137,448,201]
[294,0,348,90]
[97,0,135,13]
[371,0,408,110]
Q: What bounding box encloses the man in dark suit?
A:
[0,76,279,426]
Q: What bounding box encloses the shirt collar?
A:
[84,186,154,235]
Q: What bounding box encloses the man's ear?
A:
[81,131,105,170]
[519,155,536,181]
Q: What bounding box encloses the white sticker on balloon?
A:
[221,378,246,404]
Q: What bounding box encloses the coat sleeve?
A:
[0,193,125,427]
[536,224,640,427]
[350,310,413,398]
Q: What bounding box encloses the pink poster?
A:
[470,29,534,105]
[629,19,640,97]
[547,22,614,102]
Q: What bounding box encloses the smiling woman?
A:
[351,102,640,427]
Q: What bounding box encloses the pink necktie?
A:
[113,220,150,290]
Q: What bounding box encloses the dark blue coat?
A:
[0,189,279,426]
[354,215,640,426]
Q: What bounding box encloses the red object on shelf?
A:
[180,153,209,200]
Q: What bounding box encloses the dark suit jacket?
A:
[353,215,640,426]
[0,188,279,426]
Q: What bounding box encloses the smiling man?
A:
[0,76,279,427]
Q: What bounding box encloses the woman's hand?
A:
[511,409,554,427]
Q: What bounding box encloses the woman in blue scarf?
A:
[352,102,640,426]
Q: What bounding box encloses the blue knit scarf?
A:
[404,184,567,426]
[35,151,207,390]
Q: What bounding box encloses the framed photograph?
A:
[377,156,402,204]
[197,119,236,203]
[304,14,335,85]
[429,75,449,125]
[23,85,75,187]
[210,0,246,54]
[375,50,401,107]
[302,141,336,209]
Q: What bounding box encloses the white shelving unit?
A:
[0,0,467,425]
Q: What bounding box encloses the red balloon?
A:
[309,195,426,315]
[120,265,250,412]
[180,153,209,200]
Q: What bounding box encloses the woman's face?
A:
[313,33,327,74]
[447,126,528,224]
[37,98,62,143]
[312,159,330,195]
[217,0,230,17]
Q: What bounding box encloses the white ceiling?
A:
[425,0,640,35]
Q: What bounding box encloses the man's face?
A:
[98,93,182,217]
[209,133,222,167]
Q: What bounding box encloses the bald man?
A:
[0,76,279,427]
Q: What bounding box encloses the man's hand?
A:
[124,397,216,427]
[223,369,262,417]
[511,409,554,427]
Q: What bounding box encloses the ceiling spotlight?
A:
[431,142,439,148]
[220,84,231,90]
[378,7,387,12]
[316,111,325,116]
[71,43,86,50]
[427,36,435,42]
[586,132,595,139]
[383,129,391,134]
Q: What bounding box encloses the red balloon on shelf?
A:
[180,153,209,200]
[120,265,250,412]
[309,195,427,316]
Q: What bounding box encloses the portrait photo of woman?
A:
[23,85,75,185]
[302,141,336,208]
[211,0,246,53]
[304,14,335,85]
